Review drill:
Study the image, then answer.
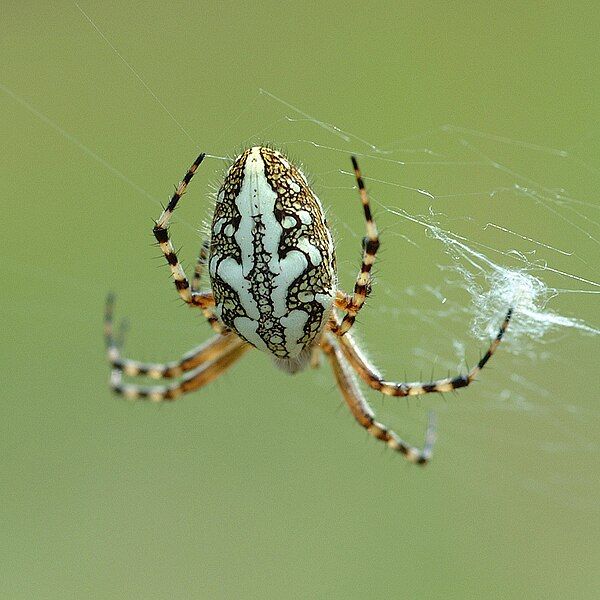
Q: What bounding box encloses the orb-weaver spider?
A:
[105,147,511,465]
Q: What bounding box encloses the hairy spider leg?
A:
[338,309,512,396]
[152,152,214,310]
[109,338,249,401]
[105,294,237,379]
[322,333,436,465]
[333,156,380,336]
[191,239,228,334]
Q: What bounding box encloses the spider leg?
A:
[152,152,213,309]
[104,294,236,379]
[309,344,322,369]
[322,334,436,465]
[190,239,210,294]
[337,309,512,397]
[190,239,228,334]
[110,336,250,401]
[331,156,380,336]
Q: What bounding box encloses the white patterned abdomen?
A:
[209,147,336,367]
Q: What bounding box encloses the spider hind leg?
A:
[323,333,436,465]
[104,294,241,381]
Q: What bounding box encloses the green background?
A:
[2,2,598,598]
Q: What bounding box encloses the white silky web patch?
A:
[472,270,599,340]
[379,205,599,353]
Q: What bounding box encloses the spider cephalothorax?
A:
[105,146,512,465]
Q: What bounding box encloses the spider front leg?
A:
[333,156,380,336]
[338,309,513,397]
[104,293,235,379]
[152,152,212,309]
[322,334,436,465]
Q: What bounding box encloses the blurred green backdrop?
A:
[2,1,599,598]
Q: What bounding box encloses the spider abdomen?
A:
[209,147,336,367]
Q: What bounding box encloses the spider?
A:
[104,146,512,465]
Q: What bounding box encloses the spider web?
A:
[233,98,598,512]
[3,8,599,512]
[251,90,599,345]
